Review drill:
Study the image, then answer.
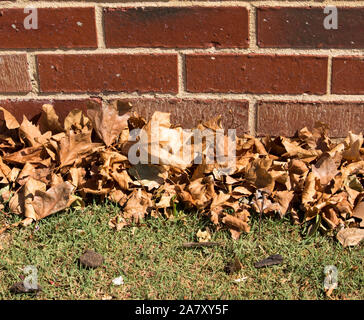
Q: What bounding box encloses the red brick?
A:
[257,7,364,48]
[332,57,364,94]
[0,98,101,123]
[104,7,249,48]
[113,98,249,135]
[0,54,31,93]
[0,8,97,49]
[186,54,328,94]
[257,101,364,137]
[37,54,178,93]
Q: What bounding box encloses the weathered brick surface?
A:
[37,54,178,93]
[186,54,328,94]
[0,8,97,49]
[257,7,364,48]
[0,99,100,123]
[332,57,364,94]
[104,7,249,48]
[257,101,364,137]
[115,98,249,135]
[0,55,32,93]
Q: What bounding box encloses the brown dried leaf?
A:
[0,107,19,129]
[109,215,128,231]
[39,104,63,134]
[302,172,317,204]
[111,170,132,191]
[273,190,294,217]
[87,100,131,147]
[19,116,43,147]
[245,158,275,193]
[186,176,216,209]
[64,109,90,132]
[123,188,152,223]
[108,189,128,207]
[58,130,102,168]
[322,207,340,229]
[222,214,250,233]
[336,228,364,247]
[353,201,364,228]
[211,191,231,208]
[281,137,320,159]
[17,162,51,186]
[3,146,46,165]
[342,132,363,162]
[32,181,75,220]
[312,154,338,186]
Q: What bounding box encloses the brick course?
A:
[0,8,97,49]
[186,54,328,95]
[0,54,32,93]
[104,7,249,48]
[37,54,178,93]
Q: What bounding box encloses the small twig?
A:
[258,193,264,237]
[182,242,222,248]
[0,208,9,216]
[256,190,267,239]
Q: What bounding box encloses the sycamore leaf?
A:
[8,178,46,218]
[302,172,317,204]
[19,116,43,147]
[273,190,294,217]
[69,167,86,189]
[64,109,91,132]
[353,201,364,228]
[197,229,211,243]
[17,162,51,186]
[58,130,102,168]
[0,107,19,129]
[211,191,231,208]
[39,104,63,134]
[342,132,363,162]
[111,170,132,191]
[87,100,131,147]
[281,137,320,159]
[222,214,250,233]
[141,112,190,168]
[3,146,45,165]
[32,181,75,220]
[245,158,275,193]
[186,177,216,210]
[108,189,127,207]
[322,207,340,229]
[337,228,364,247]
[123,188,152,223]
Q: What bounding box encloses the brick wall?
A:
[0,1,363,137]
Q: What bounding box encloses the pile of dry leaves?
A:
[0,101,363,246]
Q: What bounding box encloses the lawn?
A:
[0,202,363,300]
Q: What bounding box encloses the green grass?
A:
[0,201,363,300]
